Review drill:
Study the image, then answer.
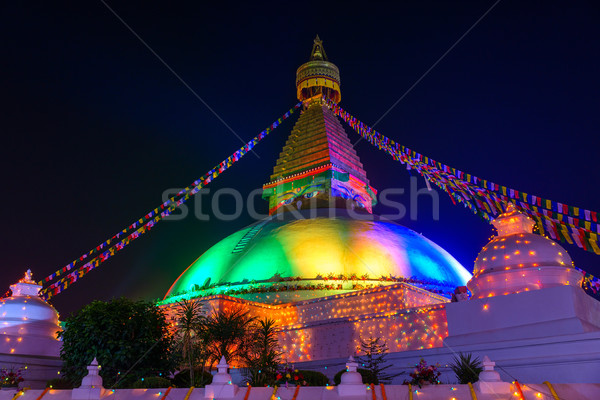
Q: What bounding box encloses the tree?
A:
[174,299,206,387]
[449,352,483,384]
[58,298,176,387]
[356,336,395,384]
[202,307,256,367]
[242,318,282,386]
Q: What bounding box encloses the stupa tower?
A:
[262,36,377,214]
[164,37,471,304]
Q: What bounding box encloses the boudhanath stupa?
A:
[1,37,599,392]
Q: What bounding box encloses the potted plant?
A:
[1,367,24,389]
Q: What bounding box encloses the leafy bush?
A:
[403,358,440,388]
[172,369,213,387]
[1,367,24,387]
[132,376,172,388]
[297,370,328,386]
[275,365,305,386]
[46,378,73,389]
[333,368,376,385]
[449,353,483,384]
[58,298,176,387]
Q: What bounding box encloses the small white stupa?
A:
[444,205,600,382]
[204,356,238,398]
[337,356,366,396]
[469,203,583,298]
[0,270,62,388]
[0,270,61,339]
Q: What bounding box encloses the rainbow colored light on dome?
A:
[164,212,471,302]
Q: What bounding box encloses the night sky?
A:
[1,1,599,316]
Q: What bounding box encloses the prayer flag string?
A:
[325,99,600,255]
[39,103,302,298]
[326,99,600,300]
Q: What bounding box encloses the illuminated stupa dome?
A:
[165,210,471,303]
[0,270,60,339]
[469,204,583,298]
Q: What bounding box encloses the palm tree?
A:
[202,307,256,367]
[243,318,282,386]
[175,299,205,385]
[449,352,483,384]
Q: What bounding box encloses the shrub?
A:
[1,367,24,387]
[297,370,328,386]
[58,298,176,387]
[449,353,483,384]
[333,368,376,385]
[112,375,139,389]
[275,365,304,386]
[132,376,172,388]
[403,358,440,388]
[172,369,213,387]
[46,378,73,389]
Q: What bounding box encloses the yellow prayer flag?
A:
[561,226,574,244]
[590,238,600,255]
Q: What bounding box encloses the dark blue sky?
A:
[1,1,599,315]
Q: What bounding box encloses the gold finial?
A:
[310,35,328,61]
[20,269,35,284]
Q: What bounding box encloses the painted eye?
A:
[280,198,295,206]
[304,191,319,199]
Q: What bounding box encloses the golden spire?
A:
[296,36,341,104]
